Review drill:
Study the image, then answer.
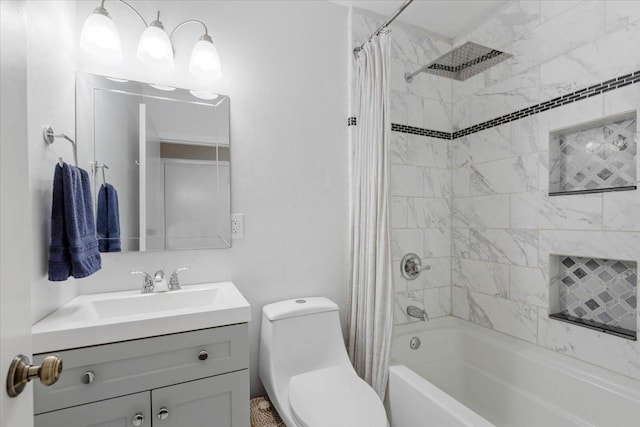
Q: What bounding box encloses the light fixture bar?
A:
[109,0,148,27]
[169,20,210,39]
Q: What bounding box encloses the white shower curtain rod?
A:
[353,0,414,56]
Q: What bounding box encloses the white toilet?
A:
[259,297,388,427]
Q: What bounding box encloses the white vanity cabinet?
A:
[33,323,249,427]
[152,371,248,426]
[34,392,150,427]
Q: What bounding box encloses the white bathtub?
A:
[386,317,640,427]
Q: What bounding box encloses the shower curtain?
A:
[347,31,393,400]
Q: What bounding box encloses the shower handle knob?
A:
[401,253,431,280]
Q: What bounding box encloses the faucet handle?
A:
[130,271,154,293]
[169,267,190,291]
[153,268,165,281]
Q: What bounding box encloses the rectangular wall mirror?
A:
[76,73,231,252]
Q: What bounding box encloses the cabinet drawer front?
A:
[34,391,150,427]
[34,323,248,414]
[152,370,250,427]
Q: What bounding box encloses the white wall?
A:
[28,0,349,397]
[27,0,79,325]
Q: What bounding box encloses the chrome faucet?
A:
[406,305,429,321]
[130,271,154,294]
[154,269,168,292]
[168,267,190,291]
[131,267,190,293]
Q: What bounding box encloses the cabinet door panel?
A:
[34,392,149,427]
[34,323,249,414]
[152,370,249,427]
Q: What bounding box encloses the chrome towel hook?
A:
[91,162,109,184]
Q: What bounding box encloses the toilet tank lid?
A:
[263,297,338,321]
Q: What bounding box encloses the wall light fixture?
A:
[80,0,222,80]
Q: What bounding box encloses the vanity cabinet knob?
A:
[131,413,145,426]
[81,370,96,385]
[198,350,209,361]
[157,407,170,420]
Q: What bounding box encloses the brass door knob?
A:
[6,354,63,397]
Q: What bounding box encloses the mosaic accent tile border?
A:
[346,117,451,139]
[549,113,637,196]
[551,255,637,340]
[390,123,451,139]
[453,70,640,138]
[348,70,640,141]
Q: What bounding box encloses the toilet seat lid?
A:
[289,366,387,427]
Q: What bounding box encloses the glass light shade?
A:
[190,90,219,100]
[149,83,176,91]
[189,35,222,80]
[79,8,122,60]
[137,23,174,69]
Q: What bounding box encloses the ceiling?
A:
[331,0,509,39]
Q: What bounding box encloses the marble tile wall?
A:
[451,0,640,381]
[351,9,453,325]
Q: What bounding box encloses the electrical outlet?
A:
[231,213,244,239]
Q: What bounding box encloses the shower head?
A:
[405,41,512,82]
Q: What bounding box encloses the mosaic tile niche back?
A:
[550,255,637,340]
[549,112,637,196]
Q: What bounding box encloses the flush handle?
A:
[131,413,145,426]
[6,354,63,397]
[157,407,170,420]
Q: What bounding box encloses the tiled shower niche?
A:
[549,255,637,340]
[549,112,637,196]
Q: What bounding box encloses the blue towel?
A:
[48,163,101,281]
[97,183,121,252]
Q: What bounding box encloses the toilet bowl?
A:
[258,297,388,427]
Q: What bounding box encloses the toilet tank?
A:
[259,297,351,383]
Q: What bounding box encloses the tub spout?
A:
[407,305,428,321]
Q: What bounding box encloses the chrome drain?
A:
[409,336,421,350]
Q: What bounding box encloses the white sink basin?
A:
[32,282,250,353]
[92,287,220,318]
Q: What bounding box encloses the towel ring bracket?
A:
[43,126,78,166]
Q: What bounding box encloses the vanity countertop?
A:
[32,281,250,353]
